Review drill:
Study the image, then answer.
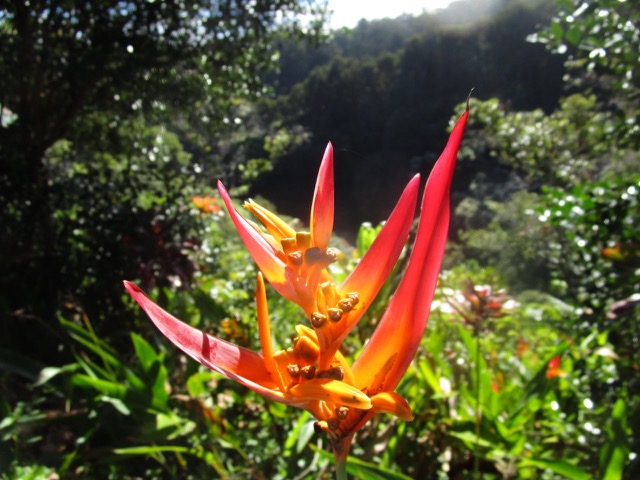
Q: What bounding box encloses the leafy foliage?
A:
[1,0,639,478]
[530,0,640,131]
[0,0,326,361]
[538,177,640,311]
[252,0,566,231]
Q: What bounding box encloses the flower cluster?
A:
[436,278,519,329]
[124,107,468,471]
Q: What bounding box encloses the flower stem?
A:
[473,321,481,480]
[335,456,348,480]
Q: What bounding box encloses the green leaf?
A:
[113,444,226,475]
[456,324,493,408]
[296,419,316,455]
[122,366,146,392]
[34,364,80,386]
[356,222,384,258]
[344,456,414,480]
[521,458,590,480]
[154,411,196,439]
[59,317,120,372]
[147,361,170,411]
[314,447,413,480]
[186,371,217,397]
[131,332,159,372]
[71,373,128,398]
[284,411,312,454]
[100,396,131,416]
[600,399,629,480]
[113,445,191,456]
[416,356,442,394]
[448,430,494,450]
[550,21,564,41]
[565,25,582,46]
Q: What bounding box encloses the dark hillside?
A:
[253,0,566,237]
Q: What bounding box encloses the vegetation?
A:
[1,0,638,478]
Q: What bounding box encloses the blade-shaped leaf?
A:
[521,458,590,480]
[313,447,413,480]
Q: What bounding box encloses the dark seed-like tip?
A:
[287,364,300,378]
[347,292,360,305]
[337,298,354,313]
[288,251,303,266]
[311,312,327,328]
[331,366,344,381]
[301,365,316,380]
[336,406,349,420]
[325,248,338,262]
[304,247,323,263]
[327,308,343,322]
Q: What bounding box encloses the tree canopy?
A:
[0,0,326,357]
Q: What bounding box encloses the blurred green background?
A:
[1,0,638,478]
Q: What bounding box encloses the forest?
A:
[1,0,638,478]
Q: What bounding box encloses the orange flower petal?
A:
[244,199,296,242]
[288,379,372,410]
[255,273,286,392]
[371,391,414,421]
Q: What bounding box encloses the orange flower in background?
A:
[546,355,565,379]
[191,195,221,213]
[517,338,529,358]
[125,106,468,476]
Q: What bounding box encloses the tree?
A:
[530,0,640,146]
[0,0,325,173]
[0,0,326,357]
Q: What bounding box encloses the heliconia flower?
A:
[191,195,221,214]
[546,355,565,379]
[440,279,519,327]
[217,143,421,370]
[124,106,468,476]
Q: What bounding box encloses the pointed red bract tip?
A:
[311,142,335,252]
[123,280,141,294]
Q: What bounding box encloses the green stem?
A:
[335,456,348,480]
[473,321,481,480]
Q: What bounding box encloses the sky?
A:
[326,0,456,29]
